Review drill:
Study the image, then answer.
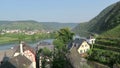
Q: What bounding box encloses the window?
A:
[92,40,94,44]
[80,50,82,53]
[84,50,86,52]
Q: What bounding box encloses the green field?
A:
[0,33,53,45]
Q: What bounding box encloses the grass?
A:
[0,37,17,44]
[100,24,120,38]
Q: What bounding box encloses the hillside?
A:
[40,22,77,30]
[88,33,120,67]
[72,1,120,67]
[72,1,120,68]
[100,24,120,38]
[0,20,78,30]
[0,21,43,30]
[73,1,120,37]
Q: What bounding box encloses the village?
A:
[0,31,96,68]
[0,29,51,35]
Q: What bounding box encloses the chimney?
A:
[20,41,24,55]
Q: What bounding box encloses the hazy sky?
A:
[0,0,119,23]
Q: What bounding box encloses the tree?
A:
[52,28,75,68]
[18,33,25,43]
[37,48,52,68]
[53,39,64,50]
[42,47,52,57]
[56,28,74,45]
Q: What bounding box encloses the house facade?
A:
[0,42,36,68]
[67,39,91,68]
[68,38,90,54]
[13,42,36,68]
[77,41,90,54]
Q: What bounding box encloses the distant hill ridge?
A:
[0,20,78,30]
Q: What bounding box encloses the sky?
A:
[0,0,119,23]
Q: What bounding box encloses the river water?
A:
[0,35,83,50]
[0,39,54,50]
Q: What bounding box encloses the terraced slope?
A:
[88,37,120,67]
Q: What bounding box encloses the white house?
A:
[68,38,90,54]
[86,36,96,44]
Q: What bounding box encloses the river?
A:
[0,35,84,50]
[0,39,54,50]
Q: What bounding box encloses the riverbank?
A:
[0,33,53,45]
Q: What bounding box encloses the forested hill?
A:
[73,1,120,37]
[0,20,78,30]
